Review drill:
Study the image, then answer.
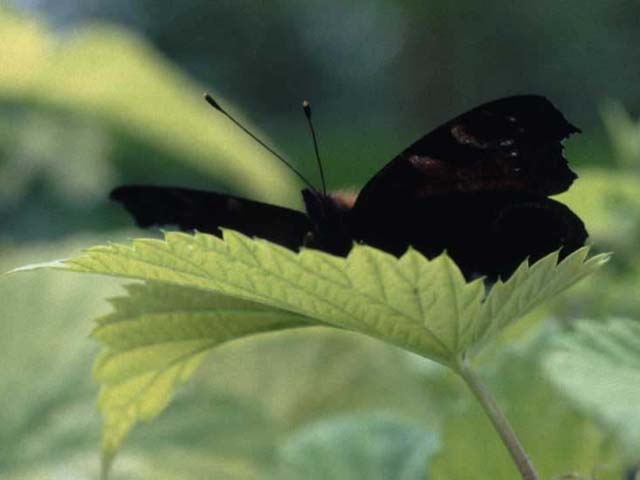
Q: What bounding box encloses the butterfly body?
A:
[111,95,587,281]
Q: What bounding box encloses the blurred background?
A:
[1,1,639,479]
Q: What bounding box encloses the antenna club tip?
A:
[204,92,223,111]
[302,100,311,118]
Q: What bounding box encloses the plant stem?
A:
[457,358,538,480]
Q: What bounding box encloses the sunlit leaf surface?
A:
[92,282,310,468]
[15,229,607,469]
[34,230,606,366]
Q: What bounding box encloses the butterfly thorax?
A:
[301,189,353,256]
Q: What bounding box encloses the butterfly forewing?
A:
[351,95,579,218]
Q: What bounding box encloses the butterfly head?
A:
[301,188,353,256]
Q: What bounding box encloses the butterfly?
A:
[111,94,587,281]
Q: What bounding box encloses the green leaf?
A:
[196,327,441,427]
[544,318,640,454]
[0,240,112,479]
[275,413,439,480]
[558,170,640,259]
[0,7,299,205]
[470,247,608,354]
[29,230,606,368]
[601,101,640,170]
[18,231,606,472]
[1,238,313,479]
[91,282,310,471]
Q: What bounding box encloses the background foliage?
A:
[1,1,639,478]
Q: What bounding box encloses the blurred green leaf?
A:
[0,241,111,478]
[559,169,640,259]
[113,389,274,480]
[0,6,300,219]
[275,413,439,480]
[554,168,640,321]
[430,335,622,479]
[544,318,640,456]
[601,102,640,170]
[195,327,443,428]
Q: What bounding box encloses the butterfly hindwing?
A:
[348,191,587,280]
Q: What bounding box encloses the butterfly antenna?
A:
[203,92,316,191]
[302,100,327,195]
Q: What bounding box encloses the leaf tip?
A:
[5,259,69,274]
[592,251,613,266]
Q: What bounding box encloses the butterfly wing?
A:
[352,95,579,218]
[406,192,587,280]
[111,186,311,250]
[349,190,586,280]
[348,95,586,279]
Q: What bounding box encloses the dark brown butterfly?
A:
[111,94,587,281]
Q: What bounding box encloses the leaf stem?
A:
[456,358,538,480]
